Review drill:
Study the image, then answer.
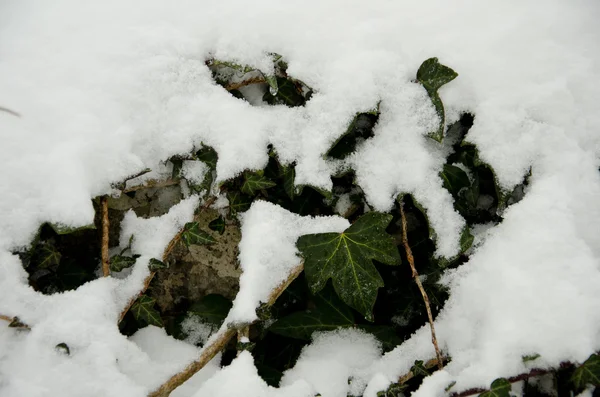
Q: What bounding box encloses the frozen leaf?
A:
[460,226,474,253]
[182,222,216,247]
[241,171,277,196]
[131,295,162,327]
[263,77,306,107]
[478,378,511,397]
[297,212,401,320]
[37,244,61,269]
[572,353,600,389]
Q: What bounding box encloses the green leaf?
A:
[263,77,306,107]
[440,164,470,196]
[196,145,218,170]
[37,244,62,269]
[478,378,511,397]
[410,360,431,377]
[227,191,252,217]
[327,112,378,160]
[460,226,474,253]
[208,216,226,235]
[297,212,401,320]
[131,295,162,327]
[522,353,541,363]
[148,258,168,271]
[416,57,458,142]
[263,74,278,95]
[57,260,94,290]
[182,222,216,247]
[270,285,354,340]
[188,294,232,326]
[241,171,277,196]
[572,353,600,389]
[281,164,296,200]
[110,255,137,272]
[55,343,70,355]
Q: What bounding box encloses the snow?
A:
[0,0,599,396]
[228,201,348,324]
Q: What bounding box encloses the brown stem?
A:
[101,196,110,277]
[225,76,266,92]
[0,314,13,322]
[118,196,218,323]
[399,202,444,370]
[148,261,305,397]
[398,357,446,385]
[0,315,30,329]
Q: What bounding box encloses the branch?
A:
[101,196,110,277]
[118,196,218,323]
[399,201,444,370]
[148,261,305,397]
[225,76,266,92]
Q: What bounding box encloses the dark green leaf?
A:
[57,261,94,290]
[37,244,61,269]
[263,74,278,94]
[148,258,168,271]
[478,378,511,397]
[131,295,162,327]
[416,58,458,142]
[236,340,256,352]
[188,294,232,326]
[263,77,306,107]
[522,353,541,363]
[327,113,378,160]
[256,363,283,387]
[440,164,470,196]
[377,383,407,397]
[297,212,401,320]
[196,145,218,170]
[241,171,277,196]
[55,343,70,355]
[410,360,431,377]
[270,286,354,340]
[281,165,296,200]
[182,222,216,247]
[227,191,252,217]
[110,255,137,272]
[208,216,226,234]
[8,317,27,328]
[572,354,600,389]
[460,226,474,253]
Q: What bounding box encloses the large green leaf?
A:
[131,295,162,327]
[188,294,232,326]
[182,222,216,247]
[416,57,458,142]
[478,378,511,397]
[37,244,62,269]
[241,171,277,196]
[270,286,354,340]
[297,212,401,320]
[440,164,470,196]
[572,353,600,389]
[227,191,252,217]
[208,216,226,235]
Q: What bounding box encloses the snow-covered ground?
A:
[1,0,599,396]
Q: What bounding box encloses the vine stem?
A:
[398,357,446,385]
[0,314,13,322]
[225,76,266,91]
[118,196,217,323]
[101,196,110,277]
[148,261,305,397]
[399,201,444,370]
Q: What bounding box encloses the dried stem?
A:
[399,202,444,370]
[0,315,30,329]
[118,196,217,323]
[101,196,110,277]
[148,261,305,397]
[225,76,266,91]
[0,314,13,322]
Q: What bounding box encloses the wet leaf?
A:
[263,77,306,107]
[182,222,216,247]
[131,295,162,327]
[297,212,401,320]
[196,145,218,170]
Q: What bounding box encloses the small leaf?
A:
[208,216,226,234]
[241,171,277,196]
[236,340,256,352]
[182,222,216,247]
[281,165,296,200]
[263,77,306,107]
[131,295,162,327]
[416,57,458,142]
[478,378,511,397]
[196,145,218,170]
[55,343,70,356]
[522,353,541,363]
[188,294,232,326]
[9,317,28,329]
[327,112,378,160]
[297,212,401,320]
[459,226,474,253]
[263,74,278,95]
[37,244,62,269]
[440,164,470,196]
[572,353,600,389]
[148,258,168,271]
[110,255,137,272]
[227,191,252,217]
[445,381,457,392]
[410,360,431,377]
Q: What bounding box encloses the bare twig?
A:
[0,315,30,329]
[101,196,110,277]
[0,314,13,322]
[148,261,305,397]
[122,178,180,194]
[118,196,218,323]
[398,357,446,385]
[0,106,20,117]
[225,76,266,92]
[399,202,444,370]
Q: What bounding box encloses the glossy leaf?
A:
[358,325,403,352]
[188,294,232,326]
[297,212,401,320]
[478,378,511,397]
[263,77,306,107]
[182,222,216,247]
[440,164,470,196]
[131,295,162,327]
[110,254,137,272]
[241,171,277,196]
[148,258,168,271]
[281,164,296,200]
[572,353,600,389]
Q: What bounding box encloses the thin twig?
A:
[148,261,305,397]
[225,76,266,91]
[399,202,444,370]
[122,179,181,194]
[0,106,20,117]
[0,315,30,329]
[398,357,446,385]
[118,196,218,323]
[101,196,110,277]
[0,314,13,322]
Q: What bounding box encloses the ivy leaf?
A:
[182,222,216,247]
[410,360,431,377]
[227,191,252,217]
[131,295,162,327]
[196,145,218,170]
[148,258,168,271]
[478,378,511,397]
[440,164,470,196]
[327,112,378,160]
[416,57,458,142]
[297,212,401,320]
[55,343,70,356]
[572,353,600,389]
[281,164,296,200]
[263,74,279,95]
[241,171,277,196]
[270,285,355,340]
[110,254,137,272]
[37,244,62,269]
[460,226,474,253]
[263,77,306,107]
[188,294,232,326]
[208,216,226,235]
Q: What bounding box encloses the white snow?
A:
[0,0,599,396]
